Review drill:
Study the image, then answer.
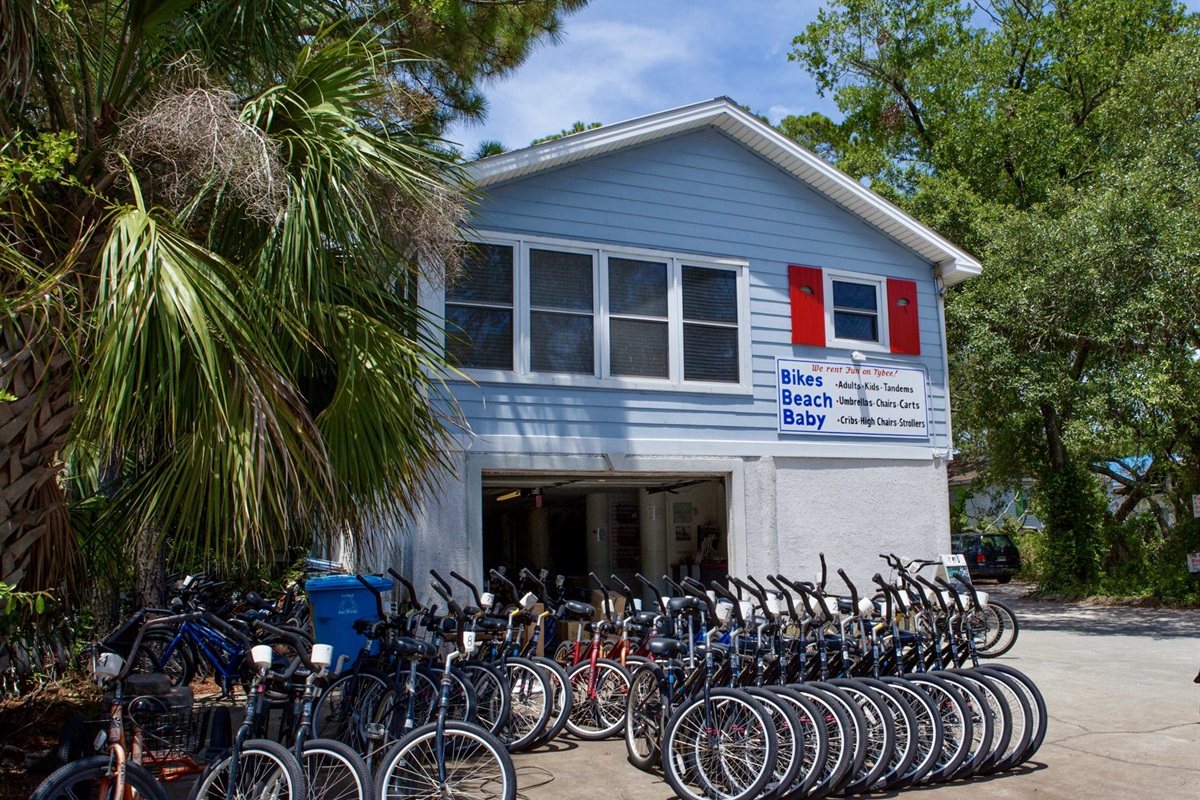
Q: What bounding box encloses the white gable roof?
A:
[467,97,981,286]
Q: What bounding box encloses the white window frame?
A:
[444,232,752,394]
[823,268,891,353]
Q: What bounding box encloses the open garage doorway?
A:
[481,472,730,605]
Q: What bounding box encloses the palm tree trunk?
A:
[0,316,76,592]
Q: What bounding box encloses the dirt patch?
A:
[0,680,103,800]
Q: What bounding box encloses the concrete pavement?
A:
[510,583,1200,800]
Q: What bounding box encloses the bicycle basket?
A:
[127,693,217,780]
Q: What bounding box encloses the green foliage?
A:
[1030,464,1107,590]
[0,582,54,625]
[787,0,1200,597]
[530,121,603,146]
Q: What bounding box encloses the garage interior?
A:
[481,472,730,605]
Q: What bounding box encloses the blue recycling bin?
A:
[305,574,391,673]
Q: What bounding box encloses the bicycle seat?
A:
[561,601,595,620]
[646,637,687,656]
[666,596,700,613]
[631,611,660,627]
[477,617,508,631]
[392,637,438,659]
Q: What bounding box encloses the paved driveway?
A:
[511,583,1200,800]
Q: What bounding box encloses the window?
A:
[830,278,880,343]
[445,235,748,389]
[788,264,921,355]
[446,243,514,370]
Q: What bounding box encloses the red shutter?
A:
[887,278,920,355]
[789,265,825,346]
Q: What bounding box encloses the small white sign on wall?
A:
[776,358,930,438]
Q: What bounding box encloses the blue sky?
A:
[447,0,837,156]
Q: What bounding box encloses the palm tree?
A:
[0,1,473,593]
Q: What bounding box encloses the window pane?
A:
[684,324,739,382]
[832,280,877,311]
[531,312,594,374]
[610,319,668,377]
[447,244,513,304]
[609,258,667,316]
[445,305,512,369]
[682,266,737,323]
[530,249,593,311]
[833,311,879,342]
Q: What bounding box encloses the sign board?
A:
[1187,552,1200,573]
[776,358,930,438]
[937,553,971,586]
[1192,495,1200,518]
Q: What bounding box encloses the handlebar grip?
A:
[355,574,386,620]
[449,570,483,607]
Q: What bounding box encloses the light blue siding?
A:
[449,128,951,454]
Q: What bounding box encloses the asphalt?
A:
[509,582,1200,800]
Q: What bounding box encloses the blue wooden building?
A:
[408,98,981,593]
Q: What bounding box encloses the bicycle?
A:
[374,630,516,800]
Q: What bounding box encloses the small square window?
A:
[831,279,880,343]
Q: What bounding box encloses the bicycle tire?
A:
[661,687,778,800]
[975,599,1020,658]
[979,663,1047,766]
[500,657,554,751]
[564,657,630,740]
[131,629,195,688]
[803,680,867,797]
[877,676,943,789]
[854,677,919,792]
[624,662,665,770]
[374,720,516,800]
[824,678,896,795]
[946,668,1013,777]
[189,739,306,800]
[459,661,512,735]
[312,670,392,754]
[31,754,167,800]
[971,666,1033,773]
[300,737,373,800]
[933,669,998,780]
[530,655,572,746]
[743,686,805,800]
[761,686,827,800]
[781,684,851,800]
[905,672,973,784]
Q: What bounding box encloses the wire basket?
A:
[127,696,218,780]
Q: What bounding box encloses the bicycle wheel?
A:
[877,676,943,789]
[500,658,553,751]
[190,739,306,800]
[375,721,516,800]
[824,678,895,795]
[312,670,391,753]
[625,663,665,770]
[299,738,372,800]
[932,670,995,780]
[661,688,777,800]
[564,657,631,740]
[743,686,804,800]
[946,668,1012,777]
[530,655,572,746]
[783,684,852,800]
[906,672,973,784]
[854,678,918,792]
[31,754,167,800]
[979,663,1047,765]
[762,686,827,800]
[131,629,195,688]
[459,661,511,735]
[971,667,1033,774]
[974,599,1020,658]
